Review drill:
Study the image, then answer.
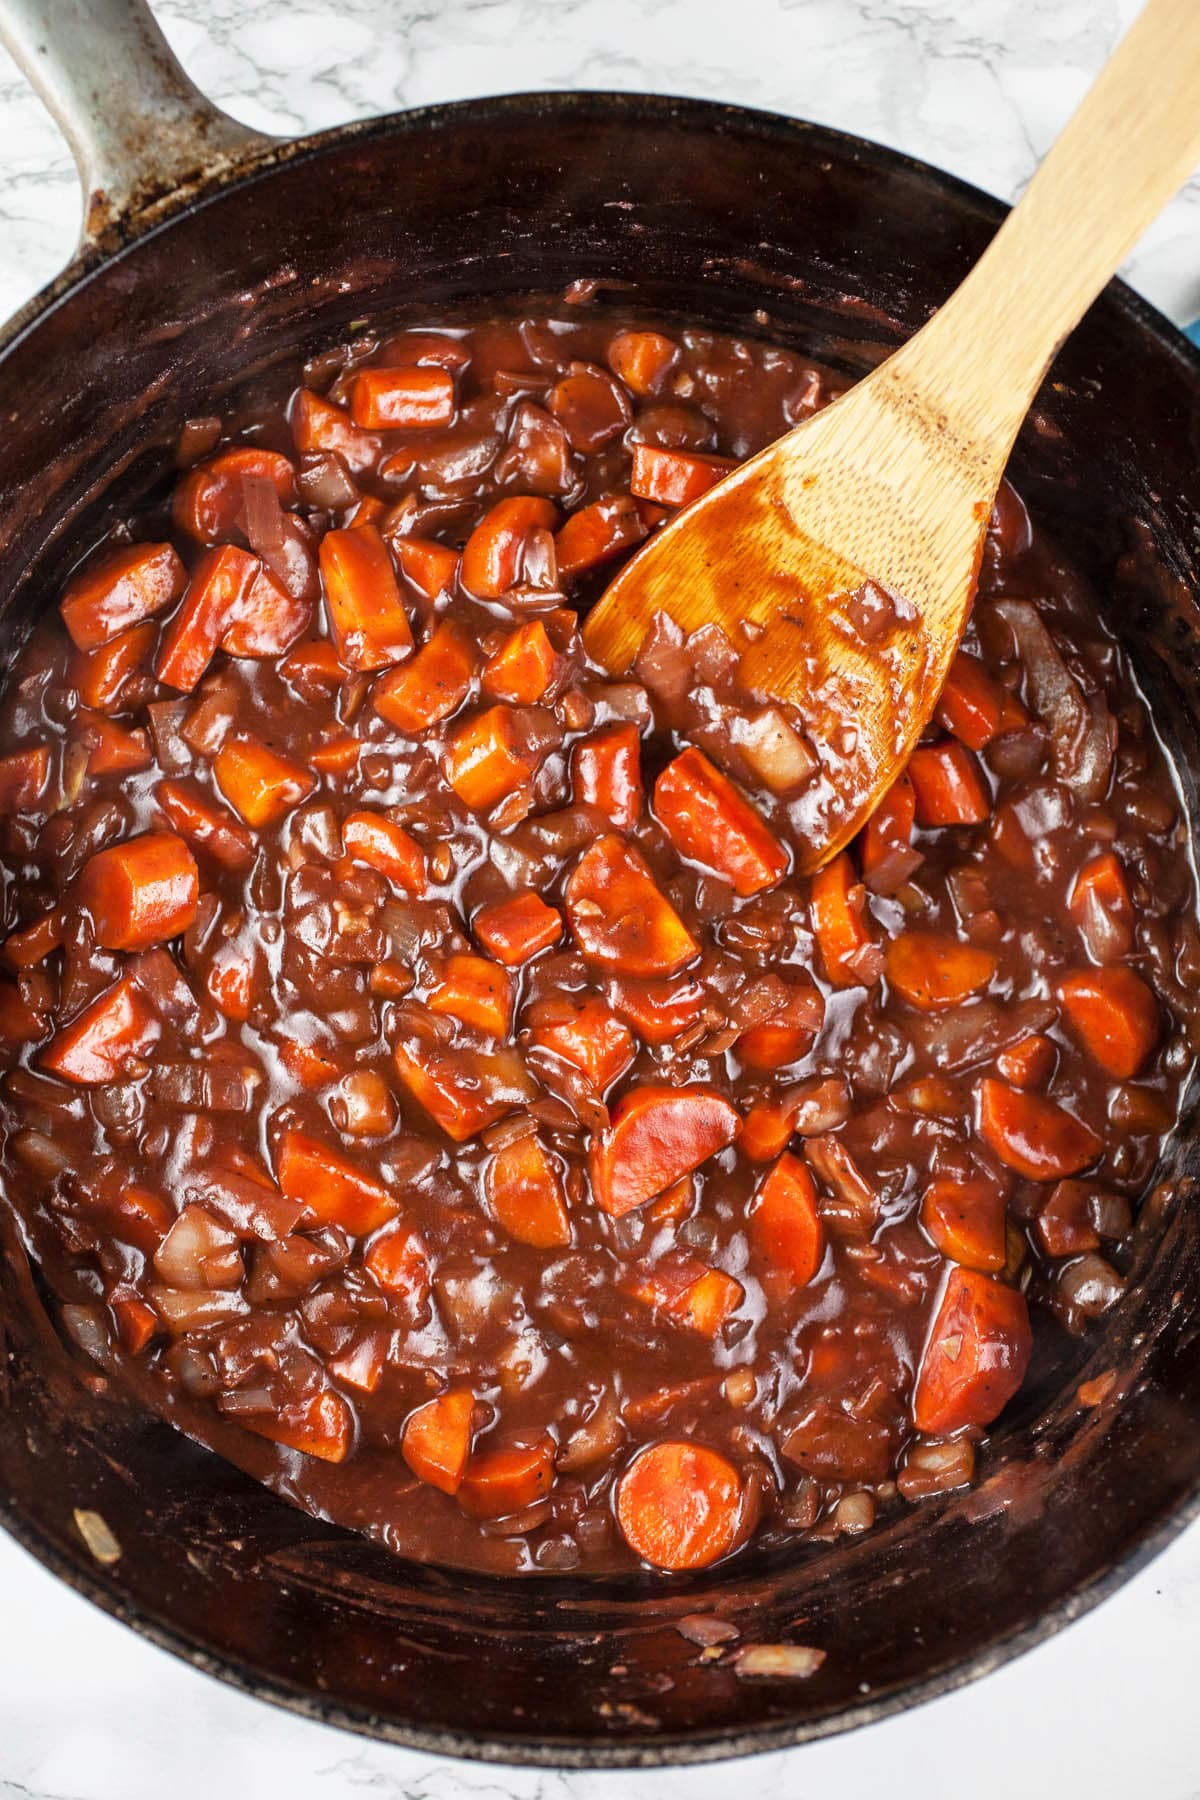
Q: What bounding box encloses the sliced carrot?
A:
[3,909,63,970]
[458,1432,557,1520]
[885,931,998,1009]
[442,705,544,811]
[155,544,258,691]
[42,975,161,1084]
[608,330,678,397]
[279,638,345,697]
[221,560,312,660]
[74,711,153,778]
[860,771,916,879]
[155,777,255,871]
[204,940,255,1022]
[472,890,563,965]
[485,1132,571,1248]
[920,1177,1007,1272]
[109,1289,160,1354]
[60,542,187,650]
[628,1261,744,1336]
[428,953,514,1038]
[565,834,699,977]
[1036,1179,1103,1258]
[629,443,736,507]
[402,1390,476,1494]
[290,386,378,473]
[913,1267,1032,1434]
[935,650,1027,749]
[996,1033,1056,1089]
[1068,852,1134,960]
[554,494,646,581]
[319,522,413,671]
[392,534,461,601]
[589,1084,740,1216]
[908,741,991,827]
[606,973,706,1045]
[616,1440,742,1570]
[527,995,635,1091]
[571,722,643,829]
[276,1127,398,1235]
[392,1035,535,1143]
[239,1389,353,1463]
[810,851,882,987]
[172,446,296,543]
[70,621,156,712]
[342,810,426,894]
[751,1152,824,1286]
[309,734,361,776]
[739,1096,802,1163]
[481,621,558,704]
[372,619,477,733]
[77,831,199,951]
[0,745,51,814]
[461,496,558,598]
[278,1036,341,1090]
[350,365,455,430]
[363,1223,430,1303]
[737,1023,812,1070]
[655,747,788,897]
[1058,966,1159,1078]
[977,1077,1102,1180]
[213,736,316,828]
[645,1174,696,1226]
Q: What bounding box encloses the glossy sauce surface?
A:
[0,307,1196,1575]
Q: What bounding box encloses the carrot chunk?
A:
[920,1177,1007,1272]
[73,711,153,778]
[885,931,998,1009]
[655,747,788,896]
[350,365,455,430]
[428,953,514,1038]
[996,1033,1056,1089]
[554,494,647,581]
[173,446,296,543]
[913,1267,1032,1434]
[155,544,258,692]
[628,1261,744,1336]
[810,851,882,987]
[472,890,562,965]
[481,621,558,704]
[213,736,316,828]
[606,973,706,1045]
[571,722,643,829]
[392,535,461,601]
[155,778,255,871]
[290,387,378,473]
[60,542,187,650]
[392,1032,535,1143]
[280,638,345,697]
[342,810,427,894]
[204,940,255,1021]
[1058,966,1159,1078]
[239,1389,354,1463]
[458,1432,557,1519]
[629,443,736,507]
[860,771,916,879]
[608,330,678,397]
[402,1390,476,1494]
[319,522,413,671]
[528,995,634,1091]
[109,1289,161,1354]
[276,1127,399,1236]
[0,745,51,814]
[1068,852,1134,961]
[565,834,699,977]
[70,621,156,712]
[461,496,558,598]
[372,619,477,733]
[442,705,544,811]
[935,650,1027,750]
[77,831,199,951]
[751,1152,824,1287]
[977,1077,1102,1180]
[589,1084,740,1216]
[309,735,361,776]
[363,1223,430,1303]
[737,1023,811,1070]
[42,975,161,1084]
[485,1132,572,1248]
[616,1440,742,1570]
[908,741,991,826]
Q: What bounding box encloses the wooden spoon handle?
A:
[893,0,1200,453]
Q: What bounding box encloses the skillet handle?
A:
[0,0,276,246]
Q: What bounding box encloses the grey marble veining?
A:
[0,3,1199,1798]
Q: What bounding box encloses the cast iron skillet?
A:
[0,0,1199,1769]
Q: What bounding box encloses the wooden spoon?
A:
[583,0,1200,874]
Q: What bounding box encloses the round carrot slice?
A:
[616,1440,743,1570]
[589,1084,740,1217]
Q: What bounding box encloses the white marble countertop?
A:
[1,2,1199,1796]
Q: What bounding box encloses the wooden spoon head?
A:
[583,369,1000,873]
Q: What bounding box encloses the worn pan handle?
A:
[0,0,276,246]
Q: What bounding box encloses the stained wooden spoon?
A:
[583,0,1200,873]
